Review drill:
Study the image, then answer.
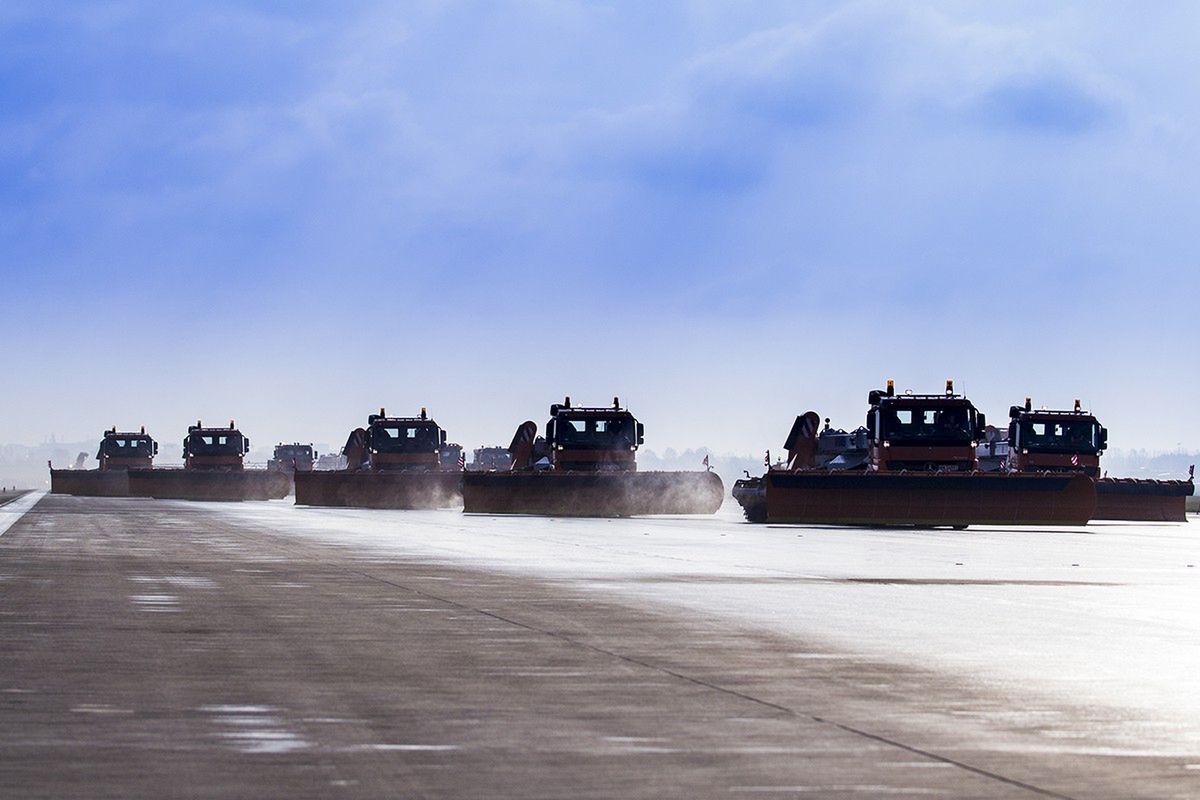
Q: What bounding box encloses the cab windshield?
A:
[100,437,152,457]
[554,415,636,450]
[880,403,975,444]
[187,433,244,455]
[372,423,440,453]
[1020,419,1099,453]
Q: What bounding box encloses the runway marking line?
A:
[0,490,46,537]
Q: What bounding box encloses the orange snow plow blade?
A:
[463,471,724,517]
[1094,478,1193,522]
[294,471,462,509]
[49,470,130,497]
[127,469,290,502]
[759,472,1096,527]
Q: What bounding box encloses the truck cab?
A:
[97,427,158,471]
[866,380,985,473]
[546,397,645,472]
[269,443,316,473]
[1007,399,1107,478]
[439,442,464,471]
[184,421,250,471]
[471,446,513,471]
[365,408,449,471]
[814,420,871,469]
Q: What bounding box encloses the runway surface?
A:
[2,493,1198,798]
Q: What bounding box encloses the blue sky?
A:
[1,1,1197,456]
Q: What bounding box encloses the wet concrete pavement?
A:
[1,494,1198,798]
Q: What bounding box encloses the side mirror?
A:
[440,430,447,446]
[975,412,986,438]
[244,437,251,453]
[153,442,159,455]
[1099,428,1108,450]
[636,422,645,445]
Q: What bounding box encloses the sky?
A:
[1,1,1198,457]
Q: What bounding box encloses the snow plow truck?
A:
[269,443,316,474]
[1006,398,1193,522]
[49,426,159,497]
[293,408,462,509]
[733,380,1096,527]
[462,396,724,517]
[127,421,290,501]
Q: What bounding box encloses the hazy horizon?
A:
[3,2,1198,457]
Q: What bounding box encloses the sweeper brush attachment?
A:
[462,470,724,517]
[294,471,462,509]
[1094,478,1194,522]
[49,470,131,497]
[758,471,1096,527]
[127,469,291,502]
